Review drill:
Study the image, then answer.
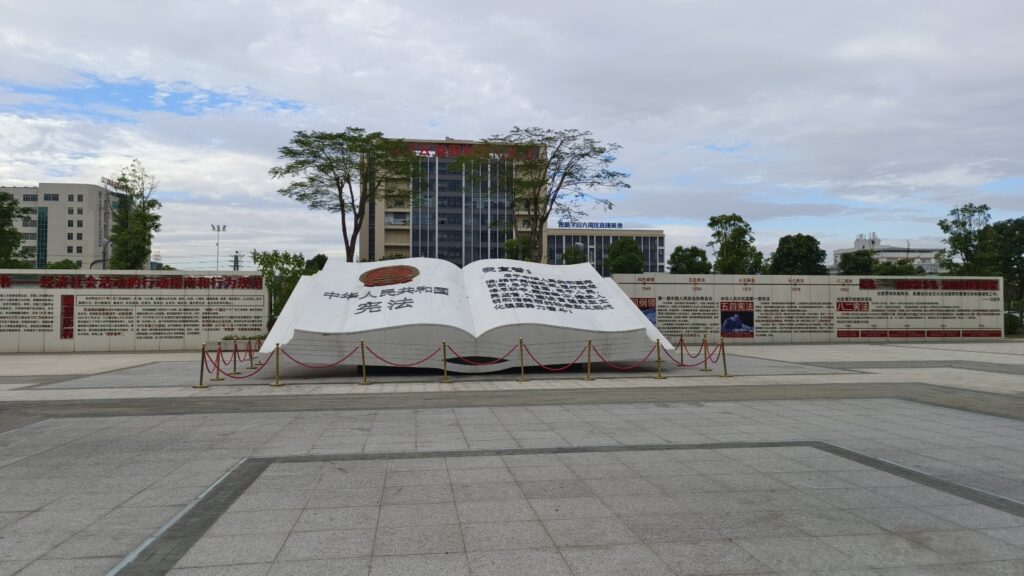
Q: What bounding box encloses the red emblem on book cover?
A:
[359,265,420,287]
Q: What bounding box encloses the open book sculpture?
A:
[262,258,670,374]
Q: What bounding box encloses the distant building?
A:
[832,233,943,274]
[358,138,533,266]
[1,183,119,269]
[547,223,665,276]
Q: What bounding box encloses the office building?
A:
[359,138,533,266]
[1,183,118,269]
[547,223,665,276]
[832,233,944,274]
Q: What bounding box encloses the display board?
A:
[614,274,1004,344]
[0,270,267,352]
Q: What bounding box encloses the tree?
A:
[986,218,1024,314]
[304,253,328,274]
[668,245,712,274]
[106,159,162,269]
[707,214,764,274]
[251,250,307,324]
[457,127,630,262]
[873,259,925,275]
[837,250,875,275]
[0,191,30,267]
[270,128,418,262]
[937,203,992,275]
[561,244,588,265]
[503,235,536,261]
[45,259,80,269]
[604,238,644,275]
[767,233,827,275]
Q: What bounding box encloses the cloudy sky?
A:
[2,0,1021,269]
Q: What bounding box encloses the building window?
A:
[67,194,74,201]
[22,218,36,227]
[43,194,59,201]
[76,233,82,240]
[21,233,36,241]
[68,207,75,215]
[76,246,83,254]
[67,233,74,240]
[77,220,83,227]
[77,194,83,202]
[76,260,82,267]
[77,208,83,215]
[67,246,74,254]
[23,194,37,202]
[68,220,74,227]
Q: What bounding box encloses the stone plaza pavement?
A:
[0,342,1021,575]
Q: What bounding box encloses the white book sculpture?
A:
[262,258,670,374]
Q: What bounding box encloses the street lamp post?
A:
[211,225,226,271]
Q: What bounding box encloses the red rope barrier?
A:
[592,343,657,370]
[522,344,588,372]
[446,344,520,366]
[680,337,705,359]
[280,346,360,369]
[365,345,442,368]
[214,356,274,380]
[706,341,723,363]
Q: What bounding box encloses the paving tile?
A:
[381,484,453,505]
[444,456,505,469]
[176,533,289,568]
[851,507,964,533]
[209,509,303,536]
[372,523,464,556]
[646,474,723,494]
[874,486,974,507]
[821,534,949,567]
[734,535,864,572]
[294,506,378,532]
[772,471,859,490]
[781,508,887,536]
[543,516,638,547]
[467,548,573,576]
[45,528,152,558]
[982,527,1024,548]
[601,494,687,515]
[620,513,722,543]
[462,521,553,551]
[906,530,1024,562]
[456,500,538,524]
[384,469,449,487]
[451,482,523,502]
[705,510,810,539]
[13,557,121,576]
[519,479,594,499]
[276,529,374,561]
[924,505,1024,530]
[368,553,469,576]
[650,539,772,575]
[378,503,458,527]
[529,497,615,520]
[509,466,578,482]
[266,557,369,576]
[230,491,313,512]
[560,543,674,576]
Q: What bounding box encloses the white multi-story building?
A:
[1,183,118,269]
[832,233,944,274]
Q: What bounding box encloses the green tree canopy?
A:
[270,128,419,262]
[251,250,307,324]
[304,253,328,274]
[45,259,80,269]
[106,160,162,270]
[767,233,827,275]
[837,250,875,275]
[455,127,630,262]
[604,238,644,275]
[937,203,992,275]
[503,235,536,261]
[561,244,588,265]
[873,259,925,275]
[0,191,30,267]
[985,218,1024,313]
[707,214,764,274]
[668,245,712,274]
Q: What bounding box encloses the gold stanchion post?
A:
[654,339,666,379]
[229,340,240,375]
[360,340,368,385]
[247,339,255,369]
[193,344,208,389]
[270,343,284,386]
[211,343,225,381]
[677,336,684,367]
[719,336,730,378]
[441,341,453,383]
[700,334,712,372]
[584,340,594,381]
[518,337,527,383]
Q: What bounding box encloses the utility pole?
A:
[211,224,226,271]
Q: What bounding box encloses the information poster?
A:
[0,270,268,352]
[614,274,1004,344]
